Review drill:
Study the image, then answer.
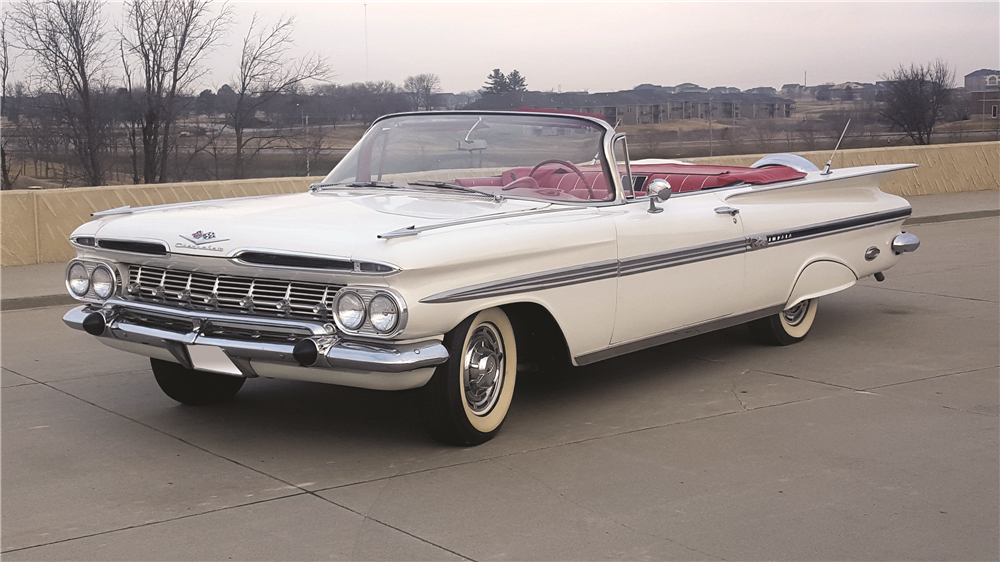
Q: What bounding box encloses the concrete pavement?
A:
[1,193,998,560]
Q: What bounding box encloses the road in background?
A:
[2,216,997,560]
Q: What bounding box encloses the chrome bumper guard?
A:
[63,299,448,378]
[892,232,920,254]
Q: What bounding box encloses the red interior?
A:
[453,162,807,201]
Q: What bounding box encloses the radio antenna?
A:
[822,119,850,175]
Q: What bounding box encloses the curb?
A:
[2,211,997,312]
[903,209,1000,226]
[2,294,78,311]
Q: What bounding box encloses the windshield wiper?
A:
[311,181,400,191]
[409,181,504,202]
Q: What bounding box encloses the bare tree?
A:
[227,13,330,179]
[120,0,232,183]
[11,0,114,186]
[750,119,778,152]
[118,41,144,184]
[880,61,954,145]
[403,73,440,111]
[341,81,409,124]
[1,12,22,190]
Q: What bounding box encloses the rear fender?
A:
[785,260,857,309]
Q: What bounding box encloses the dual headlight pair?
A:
[67,261,117,300]
[334,290,404,335]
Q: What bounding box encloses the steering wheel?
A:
[502,175,539,191]
[529,159,593,199]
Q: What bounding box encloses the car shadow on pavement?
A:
[119,322,768,458]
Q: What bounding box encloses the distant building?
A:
[467,87,794,125]
[674,83,708,94]
[970,91,1000,119]
[826,82,880,102]
[781,84,803,99]
[429,92,479,110]
[965,69,1000,92]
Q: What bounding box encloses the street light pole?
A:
[708,97,713,157]
[298,103,310,175]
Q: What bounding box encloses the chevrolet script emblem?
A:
[179,230,230,246]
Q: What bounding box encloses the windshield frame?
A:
[317,110,626,206]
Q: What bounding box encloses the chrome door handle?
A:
[714,206,739,216]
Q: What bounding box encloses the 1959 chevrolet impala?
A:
[63,111,920,445]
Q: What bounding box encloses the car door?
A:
[611,190,746,345]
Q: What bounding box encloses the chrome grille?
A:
[127,265,342,321]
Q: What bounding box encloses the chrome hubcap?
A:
[782,300,810,326]
[463,323,505,415]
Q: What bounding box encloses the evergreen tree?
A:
[483,68,509,94]
[506,70,527,92]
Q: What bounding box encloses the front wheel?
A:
[421,308,517,446]
[151,358,246,406]
[747,299,818,346]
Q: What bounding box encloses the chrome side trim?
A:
[420,207,912,304]
[759,207,912,248]
[378,206,581,239]
[619,239,746,277]
[420,260,620,304]
[575,305,785,366]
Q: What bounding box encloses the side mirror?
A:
[647,179,671,213]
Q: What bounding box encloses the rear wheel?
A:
[421,308,517,446]
[151,358,245,406]
[748,299,818,346]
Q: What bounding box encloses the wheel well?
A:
[500,302,571,371]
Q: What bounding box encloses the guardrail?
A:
[2,142,997,267]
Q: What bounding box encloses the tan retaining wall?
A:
[2,141,998,267]
[689,141,999,197]
[1,176,323,266]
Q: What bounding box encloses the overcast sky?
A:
[12,1,1000,94]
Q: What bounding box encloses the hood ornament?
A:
[179,230,229,246]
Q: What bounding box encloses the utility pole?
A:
[298,103,310,175]
[708,97,713,157]
[364,4,369,81]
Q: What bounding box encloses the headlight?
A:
[336,291,366,330]
[91,265,114,299]
[368,294,399,333]
[68,263,90,296]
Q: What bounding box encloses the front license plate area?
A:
[187,345,243,376]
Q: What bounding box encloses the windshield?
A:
[321,113,616,203]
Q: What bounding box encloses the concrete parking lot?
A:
[2,212,998,560]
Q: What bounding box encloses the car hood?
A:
[84,190,550,259]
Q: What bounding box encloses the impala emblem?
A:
[747,235,769,250]
[179,230,229,246]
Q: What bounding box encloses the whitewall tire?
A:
[421,308,517,446]
[747,299,818,346]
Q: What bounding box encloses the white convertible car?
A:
[63,111,920,445]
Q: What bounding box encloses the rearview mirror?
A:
[648,179,672,202]
[647,179,671,214]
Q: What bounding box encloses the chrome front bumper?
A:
[63,299,448,390]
